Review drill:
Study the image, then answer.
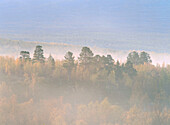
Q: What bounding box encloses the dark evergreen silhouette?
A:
[20,51,31,61]
[63,51,75,74]
[127,51,152,65]
[47,54,55,69]
[78,47,94,68]
[101,55,114,74]
[32,45,45,63]
[127,51,140,65]
[139,51,152,64]
[125,61,137,77]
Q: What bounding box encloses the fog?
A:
[0,44,170,124]
[0,0,170,124]
[0,39,170,66]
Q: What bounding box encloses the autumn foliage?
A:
[0,46,170,125]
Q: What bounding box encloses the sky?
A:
[0,0,170,53]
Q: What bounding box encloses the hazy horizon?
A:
[0,0,170,53]
[0,38,170,65]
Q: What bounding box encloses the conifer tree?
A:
[127,51,140,65]
[32,45,45,63]
[78,47,94,69]
[47,54,55,69]
[125,61,137,77]
[63,51,75,72]
[139,51,152,64]
[20,51,31,62]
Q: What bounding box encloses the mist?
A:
[0,38,170,65]
[0,0,170,124]
[0,44,170,124]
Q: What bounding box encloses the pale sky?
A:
[0,0,170,53]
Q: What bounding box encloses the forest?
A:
[0,45,170,125]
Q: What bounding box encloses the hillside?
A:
[0,43,170,125]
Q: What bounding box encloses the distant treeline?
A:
[20,45,153,65]
[0,45,170,125]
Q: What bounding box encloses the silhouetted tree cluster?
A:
[20,51,31,61]
[127,51,152,65]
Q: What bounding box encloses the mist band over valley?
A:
[0,38,170,65]
[0,0,170,58]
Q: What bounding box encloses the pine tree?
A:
[20,51,31,62]
[63,51,75,78]
[114,61,123,82]
[139,51,152,64]
[32,45,45,63]
[125,61,137,77]
[105,55,114,73]
[127,51,140,65]
[78,47,94,69]
[47,54,55,69]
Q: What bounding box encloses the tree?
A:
[127,51,140,65]
[20,51,31,62]
[139,51,152,64]
[78,47,94,69]
[47,54,55,69]
[63,51,75,71]
[32,45,45,63]
[127,51,152,65]
[123,106,151,125]
[63,51,75,80]
[92,55,102,72]
[114,61,123,82]
[77,98,124,125]
[105,55,114,73]
[124,61,137,78]
[99,55,114,74]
